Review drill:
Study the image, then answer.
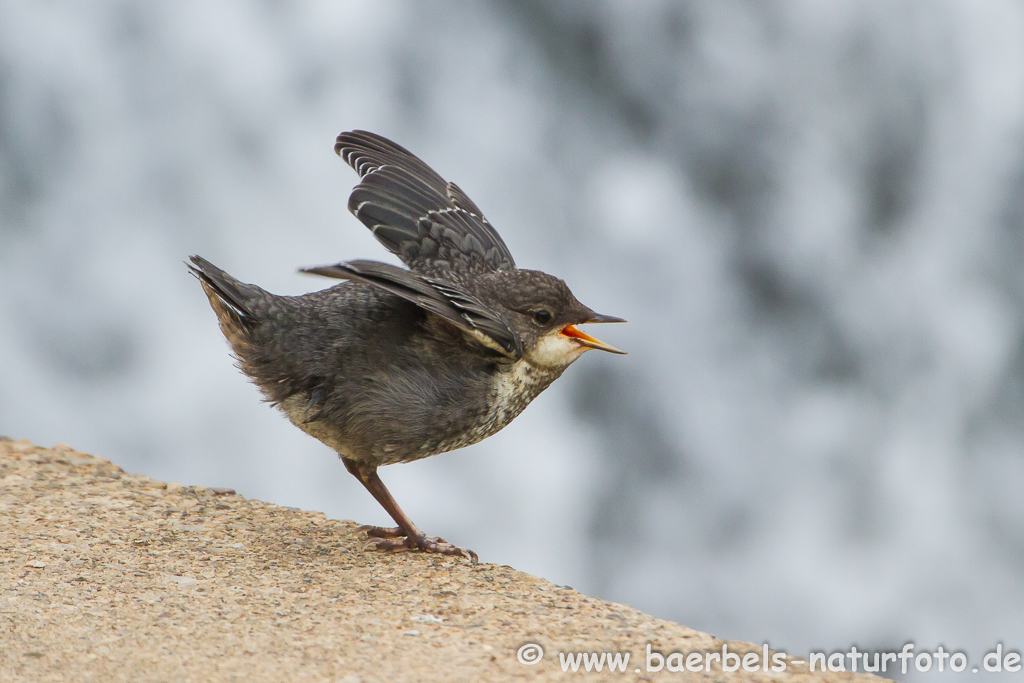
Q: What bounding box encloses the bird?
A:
[188,130,625,561]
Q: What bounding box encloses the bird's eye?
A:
[533,309,552,325]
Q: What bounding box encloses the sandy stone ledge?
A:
[0,438,889,682]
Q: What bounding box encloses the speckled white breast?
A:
[470,358,563,443]
[457,330,586,448]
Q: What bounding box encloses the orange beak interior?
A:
[560,325,626,354]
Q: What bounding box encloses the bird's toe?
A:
[355,524,405,538]
[420,536,478,563]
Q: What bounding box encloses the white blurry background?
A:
[2,2,1024,679]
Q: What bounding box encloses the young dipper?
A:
[189,130,625,561]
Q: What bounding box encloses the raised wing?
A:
[336,130,516,277]
[301,260,522,359]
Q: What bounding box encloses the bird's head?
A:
[476,269,626,370]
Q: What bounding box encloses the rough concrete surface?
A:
[0,439,889,682]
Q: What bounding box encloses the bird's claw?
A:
[359,529,478,562]
[354,524,405,538]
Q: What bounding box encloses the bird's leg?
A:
[342,458,478,562]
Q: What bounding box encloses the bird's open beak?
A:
[561,313,627,355]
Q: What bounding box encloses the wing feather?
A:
[335,130,516,276]
[301,260,522,358]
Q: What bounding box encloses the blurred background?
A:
[2,1,1023,679]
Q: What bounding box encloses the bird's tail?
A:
[187,255,261,353]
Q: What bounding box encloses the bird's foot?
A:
[358,527,478,562]
[354,524,404,538]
